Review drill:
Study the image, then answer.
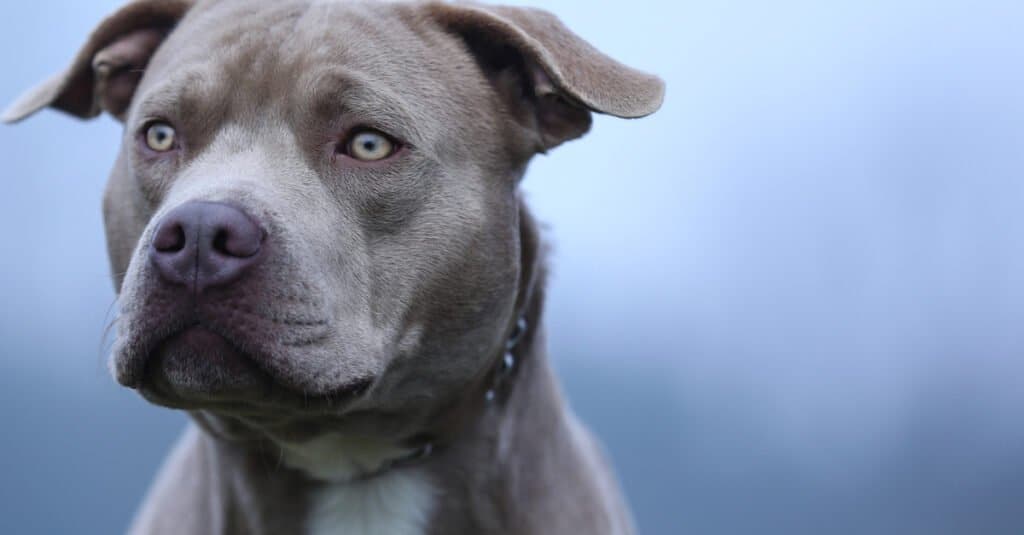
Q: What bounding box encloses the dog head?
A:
[5,0,662,462]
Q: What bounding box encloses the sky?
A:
[2,1,1024,533]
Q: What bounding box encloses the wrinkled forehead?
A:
[137,0,471,143]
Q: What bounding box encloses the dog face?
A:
[5,0,662,446]
[106,0,535,430]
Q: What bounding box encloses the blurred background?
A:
[3,0,1024,533]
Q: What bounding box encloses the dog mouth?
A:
[137,324,373,414]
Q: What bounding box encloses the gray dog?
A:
[5,0,663,533]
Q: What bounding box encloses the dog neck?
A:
[280,306,534,484]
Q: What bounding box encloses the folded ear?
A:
[427,2,665,151]
[2,0,193,124]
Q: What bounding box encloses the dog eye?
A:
[145,122,177,152]
[345,130,396,162]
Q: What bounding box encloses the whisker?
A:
[96,297,121,374]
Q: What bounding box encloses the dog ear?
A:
[428,2,664,151]
[2,0,193,124]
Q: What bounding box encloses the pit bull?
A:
[4,0,664,533]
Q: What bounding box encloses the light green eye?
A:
[347,130,395,161]
[145,122,177,152]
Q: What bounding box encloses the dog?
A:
[5,0,663,533]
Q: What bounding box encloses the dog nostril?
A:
[212,229,230,255]
[153,223,186,253]
[213,226,262,258]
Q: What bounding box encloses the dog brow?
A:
[134,68,227,125]
[299,69,424,144]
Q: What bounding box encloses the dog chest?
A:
[306,469,435,535]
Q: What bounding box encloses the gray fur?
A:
[5,0,663,533]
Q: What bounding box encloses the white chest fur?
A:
[306,469,436,535]
[280,433,416,481]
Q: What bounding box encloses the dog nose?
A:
[150,201,265,294]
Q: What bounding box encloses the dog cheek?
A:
[349,162,439,234]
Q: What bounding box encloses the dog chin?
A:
[127,325,376,417]
[141,326,272,405]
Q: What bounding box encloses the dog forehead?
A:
[163,0,461,94]
[140,0,488,149]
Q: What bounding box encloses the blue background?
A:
[3,1,1024,533]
